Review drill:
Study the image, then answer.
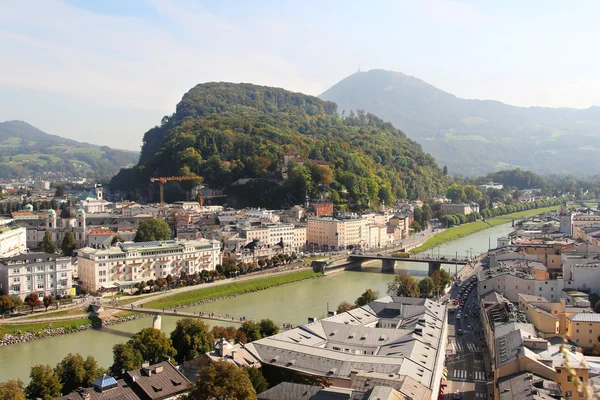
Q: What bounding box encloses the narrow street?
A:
[444,263,489,400]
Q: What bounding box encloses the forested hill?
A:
[320,69,600,176]
[0,120,139,180]
[110,82,447,209]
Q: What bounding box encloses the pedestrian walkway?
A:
[453,369,467,380]
[474,371,486,382]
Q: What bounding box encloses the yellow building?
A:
[566,313,600,351]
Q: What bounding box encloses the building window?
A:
[37,282,43,289]
[590,330,593,334]
[576,329,579,333]
[568,376,572,382]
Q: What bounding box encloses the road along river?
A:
[0,223,515,383]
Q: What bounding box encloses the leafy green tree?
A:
[42,294,53,311]
[54,353,106,394]
[387,272,420,298]
[0,379,25,400]
[187,361,256,400]
[244,366,269,394]
[10,295,22,310]
[463,185,483,203]
[336,301,355,314]
[418,278,436,298]
[431,269,452,295]
[24,293,41,312]
[239,321,263,342]
[61,232,76,256]
[26,364,62,400]
[134,218,171,242]
[354,289,378,307]
[170,318,214,364]
[129,328,177,364]
[54,185,64,198]
[111,235,125,245]
[259,319,279,337]
[110,343,143,377]
[446,184,466,203]
[0,295,14,313]
[42,231,58,254]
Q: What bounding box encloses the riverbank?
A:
[0,312,146,346]
[410,205,561,254]
[144,269,323,309]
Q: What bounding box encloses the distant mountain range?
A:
[320,69,600,175]
[0,120,139,180]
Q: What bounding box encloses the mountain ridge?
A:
[0,120,139,180]
[111,81,447,208]
[320,69,600,175]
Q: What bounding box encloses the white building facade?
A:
[0,226,26,257]
[0,253,74,299]
[77,239,221,293]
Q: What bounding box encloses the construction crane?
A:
[150,176,201,209]
[199,193,227,209]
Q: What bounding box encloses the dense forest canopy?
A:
[111,83,447,209]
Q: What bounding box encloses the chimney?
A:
[231,349,238,359]
[142,361,150,368]
[154,365,163,374]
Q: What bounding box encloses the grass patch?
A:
[144,270,323,309]
[0,317,96,336]
[410,205,561,254]
[18,307,88,321]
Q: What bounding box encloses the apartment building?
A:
[0,226,26,257]
[307,216,368,249]
[78,239,221,293]
[478,264,565,303]
[441,203,473,215]
[566,313,600,351]
[0,253,74,299]
[238,223,306,252]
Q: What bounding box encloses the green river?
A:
[0,223,514,383]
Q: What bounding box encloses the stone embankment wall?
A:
[0,314,149,346]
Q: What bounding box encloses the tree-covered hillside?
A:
[0,120,139,180]
[111,83,446,209]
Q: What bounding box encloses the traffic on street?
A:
[443,263,489,400]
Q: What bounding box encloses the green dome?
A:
[23,204,33,211]
[77,208,85,214]
[47,209,56,215]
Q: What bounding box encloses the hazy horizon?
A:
[2,0,600,150]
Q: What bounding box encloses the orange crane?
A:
[199,193,227,209]
[150,176,201,209]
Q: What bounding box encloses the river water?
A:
[0,223,514,383]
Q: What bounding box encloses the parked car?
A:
[457,329,463,335]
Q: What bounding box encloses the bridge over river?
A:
[102,306,294,330]
[347,254,469,274]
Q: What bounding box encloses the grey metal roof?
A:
[245,296,446,390]
[568,312,600,322]
[125,361,190,400]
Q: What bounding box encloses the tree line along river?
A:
[0,223,515,383]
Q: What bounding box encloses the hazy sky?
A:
[2,0,600,150]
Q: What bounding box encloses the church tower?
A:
[75,209,86,247]
[95,184,103,200]
[559,202,573,236]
